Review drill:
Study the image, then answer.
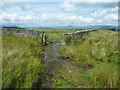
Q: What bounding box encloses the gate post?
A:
[42,32,46,45]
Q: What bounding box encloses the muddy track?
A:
[34,43,92,88]
[33,43,66,88]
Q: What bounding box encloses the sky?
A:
[0,0,119,28]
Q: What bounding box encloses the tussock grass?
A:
[60,30,118,64]
[81,62,118,88]
[2,34,45,88]
[59,30,119,88]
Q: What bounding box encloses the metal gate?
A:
[46,33,64,43]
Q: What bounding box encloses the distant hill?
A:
[50,26,118,31]
[1,25,119,31]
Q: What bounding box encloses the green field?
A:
[2,34,45,88]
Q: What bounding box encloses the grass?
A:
[59,30,118,64]
[2,29,119,88]
[32,28,75,33]
[82,62,118,88]
[57,30,119,88]
[2,34,45,88]
[51,60,119,88]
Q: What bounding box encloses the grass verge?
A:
[2,34,45,88]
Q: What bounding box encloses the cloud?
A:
[2,0,24,2]
[91,6,118,21]
[21,5,33,10]
[59,0,118,15]
[59,1,77,12]
[105,14,118,20]
[59,1,94,14]
[0,1,118,27]
[74,2,118,8]
[56,15,96,26]
[1,13,34,27]
[2,0,64,2]
[1,9,118,28]
[2,0,120,2]
[68,0,119,8]
[68,0,119,3]
[60,2,118,23]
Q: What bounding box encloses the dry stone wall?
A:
[64,29,98,40]
[1,28,46,44]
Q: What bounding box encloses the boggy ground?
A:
[35,43,96,88]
